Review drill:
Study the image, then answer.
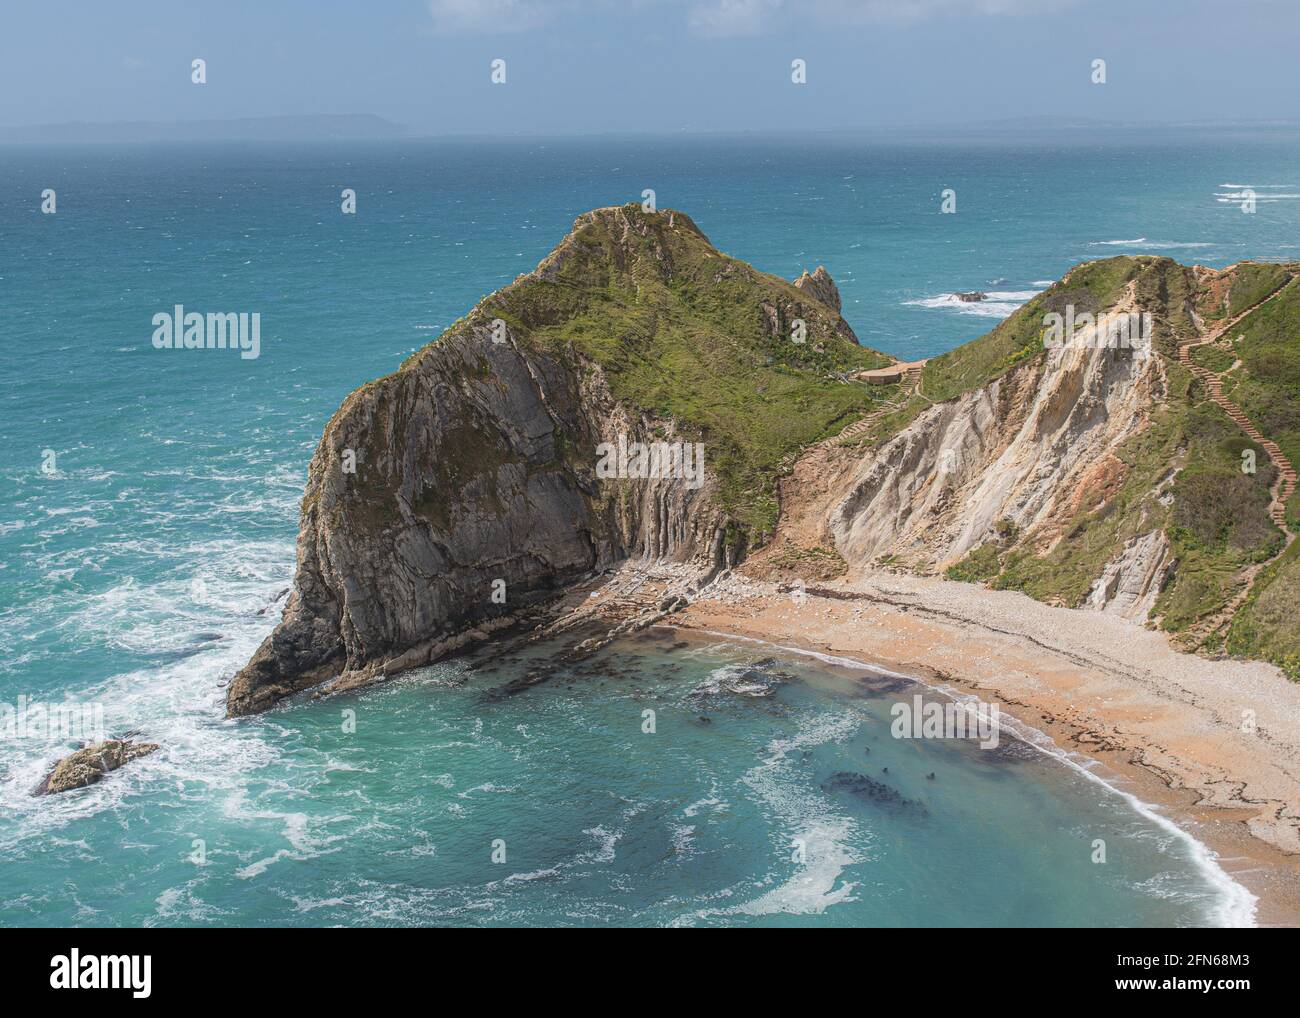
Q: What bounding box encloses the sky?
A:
[2,0,1299,135]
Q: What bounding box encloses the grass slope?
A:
[470,205,891,538]
[932,258,1294,674]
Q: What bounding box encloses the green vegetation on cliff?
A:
[1219,275,1300,507]
[1229,539,1300,677]
[471,205,891,536]
[921,256,1193,405]
[933,258,1297,676]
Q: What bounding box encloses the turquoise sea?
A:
[3,130,1297,927]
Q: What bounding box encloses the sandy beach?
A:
[658,567,1300,926]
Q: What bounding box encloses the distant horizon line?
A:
[6,112,1300,144]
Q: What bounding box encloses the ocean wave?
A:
[904,290,1040,318]
[1090,238,1213,249]
[1216,193,1300,202]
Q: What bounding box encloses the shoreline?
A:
[666,568,1300,927]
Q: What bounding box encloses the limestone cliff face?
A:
[228,328,726,715]
[1083,531,1173,620]
[794,266,842,312]
[831,292,1166,572]
[229,205,877,715]
[803,257,1292,666]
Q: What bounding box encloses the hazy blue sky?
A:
[3,0,1298,134]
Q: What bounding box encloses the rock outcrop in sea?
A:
[33,738,159,796]
[794,265,843,312]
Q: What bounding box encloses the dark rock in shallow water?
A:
[689,659,794,700]
[856,673,913,695]
[953,291,987,302]
[983,734,1037,763]
[820,770,927,815]
[489,668,558,698]
[33,738,159,796]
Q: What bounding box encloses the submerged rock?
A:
[688,659,794,699]
[856,673,914,695]
[820,770,928,815]
[33,738,159,797]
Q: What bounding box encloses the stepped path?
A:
[1178,287,1296,642]
[838,359,927,441]
[1178,291,1296,534]
[744,359,927,577]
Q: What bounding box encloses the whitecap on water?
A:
[903,289,1042,319]
[689,660,791,699]
[681,708,865,924]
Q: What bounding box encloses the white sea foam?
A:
[683,787,728,818]
[684,706,864,923]
[1090,238,1213,249]
[503,866,562,884]
[903,288,1042,319]
[233,810,350,880]
[456,781,516,798]
[690,662,779,698]
[1215,192,1300,202]
[669,823,696,859]
[0,529,305,865]
[575,825,622,865]
[734,819,858,917]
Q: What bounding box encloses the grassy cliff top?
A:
[407,204,894,537]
